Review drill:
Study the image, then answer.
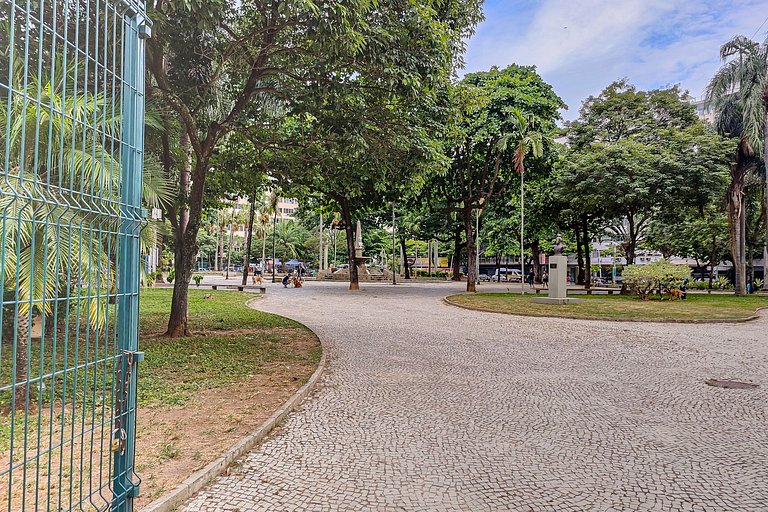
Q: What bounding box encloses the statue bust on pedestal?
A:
[552,234,565,256]
[531,233,583,305]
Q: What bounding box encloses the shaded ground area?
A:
[447,292,768,322]
[184,281,767,512]
[0,289,321,510]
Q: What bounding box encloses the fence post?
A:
[114,1,150,510]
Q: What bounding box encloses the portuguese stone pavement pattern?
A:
[182,281,767,511]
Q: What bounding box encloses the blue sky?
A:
[462,0,768,120]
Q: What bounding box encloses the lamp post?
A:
[520,168,525,296]
[475,209,480,285]
[391,201,397,285]
[319,213,324,272]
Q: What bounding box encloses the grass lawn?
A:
[0,288,321,510]
[446,292,768,322]
[138,289,313,406]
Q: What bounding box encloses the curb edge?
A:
[141,302,326,512]
[442,295,768,325]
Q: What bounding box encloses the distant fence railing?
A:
[0,1,148,510]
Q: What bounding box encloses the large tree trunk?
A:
[400,237,411,279]
[575,226,584,285]
[166,135,197,337]
[531,240,541,283]
[463,208,477,293]
[728,165,747,295]
[582,219,592,289]
[763,110,768,290]
[451,227,464,281]
[242,196,256,286]
[14,312,30,405]
[340,197,359,290]
[167,241,195,337]
[625,214,637,266]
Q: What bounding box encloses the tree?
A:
[267,190,280,281]
[645,206,728,289]
[707,34,768,291]
[208,133,269,284]
[562,81,733,288]
[146,0,371,335]
[497,111,544,288]
[429,65,564,292]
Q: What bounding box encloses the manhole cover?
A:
[705,379,759,390]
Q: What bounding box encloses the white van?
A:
[492,268,522,282]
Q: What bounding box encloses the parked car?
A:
[493,268,522,282]
[478,273,492,282]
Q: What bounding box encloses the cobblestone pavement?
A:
[182,281,768,512]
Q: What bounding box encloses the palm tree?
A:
[496,109,544,293]
[0,58,117,401]
[273,221,303,264]
[707,34,768,292]
[139,153,174,286]
[0,55,171,403]
[241,193,265,286]
[256,212,271,276]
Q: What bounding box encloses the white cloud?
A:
[463,0,768,119]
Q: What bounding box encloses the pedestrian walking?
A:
[527,269,535,288]
[542,271,549,289]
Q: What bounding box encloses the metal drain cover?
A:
[705,379,759,390]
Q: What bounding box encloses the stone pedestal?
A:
[532,255,583,305]
[549,255,567,298]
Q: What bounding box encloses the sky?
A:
[462,0,768,120]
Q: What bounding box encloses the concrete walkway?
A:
[183,281,767,512]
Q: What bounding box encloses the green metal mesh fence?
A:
[0,1,147,510]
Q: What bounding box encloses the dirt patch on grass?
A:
[134,328,319,508]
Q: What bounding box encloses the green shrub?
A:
[692,280,710,290]
[715,276,730,290]
[415,269,445,278]
[622,260,691,300]
[755,278,765,291]
[166,268,175,283]
[193,274,203,286]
